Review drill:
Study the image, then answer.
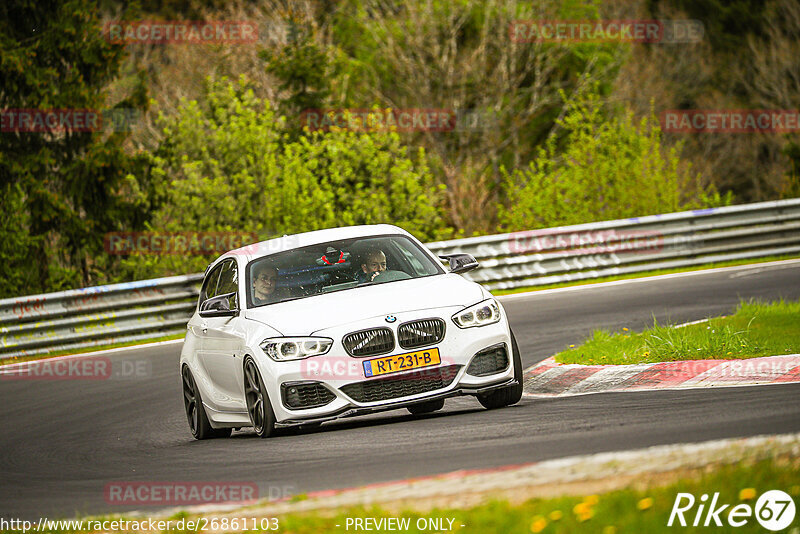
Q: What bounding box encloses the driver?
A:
[359,248,387,283]
[252,265,279,305]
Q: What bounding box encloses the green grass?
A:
[491,255,800,296]
[5,456,797,533]
[272,458,797,533]
[555,299,800,365]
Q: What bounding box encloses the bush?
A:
[499,93,731,231]
[116,78,449,279]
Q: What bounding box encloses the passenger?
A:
[252,265,279,305]
[358,248,387,283]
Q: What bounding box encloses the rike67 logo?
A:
[668,490,796,531]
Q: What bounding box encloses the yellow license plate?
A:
[362,348,441,378]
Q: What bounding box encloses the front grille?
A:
[281,382,336,409]
[343,327,394,357]
[398,318,445,349]
[466,344,509,376]
[340,365,461,403]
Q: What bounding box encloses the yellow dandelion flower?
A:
[739,488,757,501]
[573,502,593,516]
[637,497,654,510]
[548,510,563,521]
[622,327,629,331]
[530,516,547,533]
[585,495,600,505]
[569,344,575,348]
[577,509,595,522]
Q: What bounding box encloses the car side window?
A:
[199,264,223,305]
[216,260,238,295]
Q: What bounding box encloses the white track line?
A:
[522,379,800,398]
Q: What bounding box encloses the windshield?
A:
[246,234,443,307]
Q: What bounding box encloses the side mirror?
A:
[199,292,239,318]
[439,253,479,274]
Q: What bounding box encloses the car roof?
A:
[213,224,413,268]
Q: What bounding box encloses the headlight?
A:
[452,299,502,328]
[260,337,333,361]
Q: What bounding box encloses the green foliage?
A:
[0,0,148,296]
[500,92,730,231]
[114,77,282,278]
[261,23,335,122]
[279,125,448,239]
[2,0,785,298]
[0,184,38,297]
[323,0,625,233]
[118,78,449,279]
[781,141,800,198]
[98,0,233,19]
[649,0,767,55]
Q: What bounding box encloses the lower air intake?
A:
[281,382,336,409]
[466,344,509,376]
[340,365,461,403]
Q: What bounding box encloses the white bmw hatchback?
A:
[180,224,522,439]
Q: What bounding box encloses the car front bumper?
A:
[258,310,515,424]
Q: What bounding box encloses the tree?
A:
[325,0,623,234]
[118,77,449,280]
[0,0,148,296]
[500,92,729,231]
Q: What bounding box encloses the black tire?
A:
[182,366,232,440]
[477,330,524,410]
[407,398,445,415]
[244,357,276,438]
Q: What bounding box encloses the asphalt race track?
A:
[2,261,799,520]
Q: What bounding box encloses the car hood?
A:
[243,274,485,335]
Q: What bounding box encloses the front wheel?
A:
[477,330,523,410]
[244,357,276,438]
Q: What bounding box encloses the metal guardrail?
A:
[426,198,800,290]
[0,275,202,358]
[2,199,799,358]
